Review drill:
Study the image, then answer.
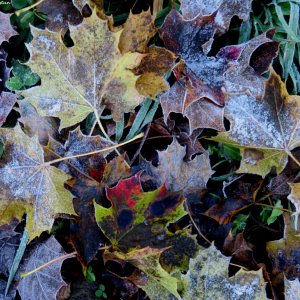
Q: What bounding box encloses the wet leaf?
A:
[18,236,69,300]
[180,0,253,32]
[22,10,145,129]
[180,243,267,299]
[0,125,75,240]
[212,69,300,177]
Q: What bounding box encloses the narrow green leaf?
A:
[5,228,29,296]
[140,100,159,128]
[115,114,124,142]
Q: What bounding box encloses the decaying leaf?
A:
[143,138,213,197]
[37,0,83,33]
[95,172,198,272]
[119,10,156,54]
[180,0,253,31]
[104,247,180,299]
[0,125,75,240]
[18,236,69,300]
[212,69,300,177]
[22,10,145,129]
[0,12,17,44]
[180,243,267,299]
[287,183,300,230]
[18,99,59,145]
[285,278,300,300]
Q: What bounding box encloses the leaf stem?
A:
[15,0,45,16]
[287,150,300,168]
[43,133,144,166]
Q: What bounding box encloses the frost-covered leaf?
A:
[104,247,180,299]
[180,0,252,32]
[18,236,68,300]
[288,183,300,230]
[0,12,17,44]
[37,0,83,33]
[180,243,267,300]
[0,220,20,278]
[285,278,300,300]
[18,100,59,145]
[0,125,75,240]
[95,172,198,272]
[22,10,145,129]
[143,138,213,197]
[0,279,16,300]
[119,10,156,54]
[212,69,300,177]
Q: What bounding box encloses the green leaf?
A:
[11,0,28,9]
[232,214,249,236]
[267,200,283,225]
[86,265,96,283]
[6,77,24,91]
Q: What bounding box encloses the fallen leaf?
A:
[37,0,83,34]
[143,138,213,197]
[22,10,145,129]
[95,172,198,272]
[119,10,156,54]
[180,0,253,32]
[133,46,176,99]
[104,247,180,299]
[0,125,75,240]
[18,236,69,300]
[0,279,16,300]
[285,278,300,300]
[0,12,17,44]
[18,99,59,145]
[212,69,300,177]
[180,243,267,299]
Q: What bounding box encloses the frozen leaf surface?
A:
[144,138,213,196]
[212,70,300,177]
[288,183,300,230]
[0,12,17,44]
[0,125,75,240]
[22,10,144,129]
[285,278,300,300]
[18,236,68,300]
[181,243,267,300]
[0,279,16,300]
[180,0,252,31]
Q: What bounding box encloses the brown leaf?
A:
[0,12,17,44]
[180,0,253,32]
[119,10,156,54]
[37,0,83,34]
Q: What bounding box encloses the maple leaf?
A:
[18,236,69,300]
[22,10,145,130]
[180,243,267,300]
[267,214,300,286]
[180,0,252,32]
[119,10,156,54]
[0,125,75,240]
[37,0,83,34]
[212,69,300,177]
[0,12,17,44]
[285,278,300,300]
[95,172,198,272]
[104,247,180,299]
[142,138,213,197]
[18,99,59,145]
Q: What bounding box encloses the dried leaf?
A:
[212,69,300,177]
[181,243,267,299]
[18,236,69,300]
[37,0,83,34]
[180,0,252,32]
[119,10,156,54]
[0,125,75,240]
[0,12,17,44]
[22,10,145,129]
[144,138,213,197]
[285,278,300,300]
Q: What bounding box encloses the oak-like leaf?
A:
[0,12,17,44]
[22,10,145,129]
[0,125,75,240]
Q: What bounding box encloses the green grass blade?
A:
[115,114,124,142]
[140,100,159,128]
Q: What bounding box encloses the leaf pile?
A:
[0,0,300,299]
